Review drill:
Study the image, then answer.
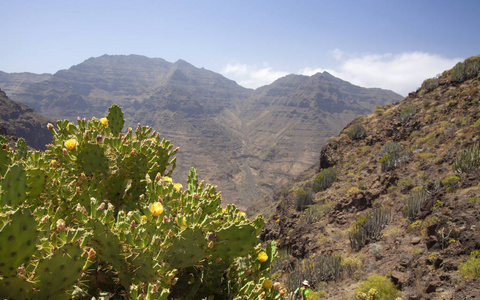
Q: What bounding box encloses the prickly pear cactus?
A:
[0,105,283,299]
[107,104,125,136]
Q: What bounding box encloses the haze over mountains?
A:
[0,54,402,208]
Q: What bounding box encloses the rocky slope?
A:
[0,55,402,209]
[261,56,480,299]
[0,88,53,150]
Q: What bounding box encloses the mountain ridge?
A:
[0,55,403,208]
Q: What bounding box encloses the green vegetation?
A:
[379,142,411,172]
[0,105,281,299]
[403,188,427,221]
[398,106,417,124]
[286,254,342,292]
[453,144,480,173]
[458,250,480,279]
[441,175,460,191]
[295,188,314,211]
[356,274,401,300]
[420,76,439,92]
[304,202,334,224]
[348,124,367,140]
[349,207,392,251]
[313,166,337,192]
[451,55,480,83]
[341,255,362,278]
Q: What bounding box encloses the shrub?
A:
[348,124,367,140]
[356,274,401,300]
[304,202,334,224]
[295,188,314,211]
[453,144,480,173]
[441,175,460,191]
[379,142,411,172]
[458,250,480,279]
[403,188,427,221]
[349,207,392,251]
[421,77,439,92]
[398,106,417,124]
[286,254,342,291]
[451,56,480,83]
[341,255,362,278]
[313,166,337,192]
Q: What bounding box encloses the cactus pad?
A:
[26,168,45,203]
[15,138,28,160]
[1,163,27,208]
[107,104,125,136]
[0,275,34,299]
[77,143,109,175]
[0,143,12,177]
[164,227,207,268]
[0,209,38,276]
[209,224,258,261]
[34,243,85,299]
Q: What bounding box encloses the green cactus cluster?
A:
[0,104,281,299]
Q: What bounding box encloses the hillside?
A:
[0,88,53,150]
[0,55,402,209]
[261,56,480,299]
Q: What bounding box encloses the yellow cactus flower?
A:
[176,216,187,227]
[100,117,108,126]
[141,215,147,221]
[150,202,164,217]
[173,183,183,191]
[222,208,227,213]
[257,251,268,262]
[163,176,173,183]
[65,138,77,150]
[263,279,273,290]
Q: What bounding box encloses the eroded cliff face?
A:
[0,55,402,208]
[0,89,52,150]
[261,57,480,299]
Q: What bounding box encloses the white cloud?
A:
[221,51,462,96]
[221,63,289,89]
[311,50,462,96]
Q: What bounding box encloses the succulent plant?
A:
[0,105,281,299]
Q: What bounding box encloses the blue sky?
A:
[2,0,479,95]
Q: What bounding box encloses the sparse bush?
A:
[398,106,417,124]
[379,142,412,172]
[441,175,460,191]
[349,207,392,251]
[341,255,362,278]
[313,166,337,192]
[421,77,439,92]
[295,188,314,211]
[458,250,480,279]
[270,247,294,276]
[286,254,342,291]
[356,274,401,300]
[304,202,334,224]
[403,188,427,221]
[453,144,480,173]
[348,124,367,140]
[451,56,480,83]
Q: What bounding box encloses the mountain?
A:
[260,56,480,298]
[0,88,53,150]
[0,55,402,208]
[0,71,52,97]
